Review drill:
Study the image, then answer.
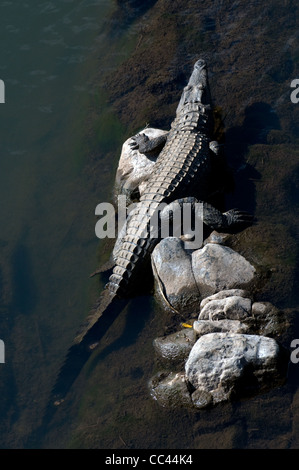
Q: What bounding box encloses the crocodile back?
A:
[107,128,211,297]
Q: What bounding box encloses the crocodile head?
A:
[176,59,212,129]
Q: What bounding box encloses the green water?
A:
[0,0,137,448]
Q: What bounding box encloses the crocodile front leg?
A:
[129,132,168,154]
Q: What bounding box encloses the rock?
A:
[200,289,249,309]
[203,230,232,246]
[193,319,249,336]
[191,243,256,297]
[185,333,287,406]
[114,127,168,200]
[152,237,200,313]
[252,301,274,316]
[148,371,192,408]
[198,296,252,321]
[153,328,197,365]
[251,302,289,337]
[190,388,213,409]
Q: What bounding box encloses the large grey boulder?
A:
[151,237,200,313]
[191,243,256,297]
[185,333,287,408]
[151,237,256,313]
[114,127,167,200]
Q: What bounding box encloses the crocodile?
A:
[48,59,252,407]
[106,58,251,300]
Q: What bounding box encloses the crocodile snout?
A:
[194,59,206,70]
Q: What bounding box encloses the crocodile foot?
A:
[224,209,254,228]
[129,133,149,152]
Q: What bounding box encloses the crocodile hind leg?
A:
[158,196,253,249]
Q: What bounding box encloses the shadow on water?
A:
[86,294,153,372]
[26,292,153,448]
[224,102,281,214]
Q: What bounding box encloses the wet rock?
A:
[250,302,289,337]
[193,319,249,336]
[151,237,200,313]
[191,244,256,297]
[200,289,249,309]
[203,230,232,246]
[153,328,197,365]
[198,292,288,338]
[198,296,252,321]
[152,238,256,313]
[190,388,213,409]
[149,371,192,408]
[185,333,287,406]
[114,127,168,201]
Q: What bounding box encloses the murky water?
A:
[0,0,137,448]
[0,0,299,449]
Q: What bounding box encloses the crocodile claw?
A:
[129,140,139,150]
[129,133,149,151]
[225,209,254,227]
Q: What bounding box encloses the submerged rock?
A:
[149,371,192,408]
[250,301,289,337]
[153,327,197,365]
[185,333,287,406]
